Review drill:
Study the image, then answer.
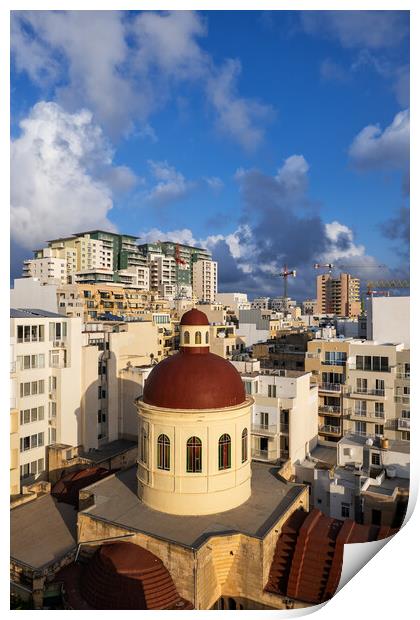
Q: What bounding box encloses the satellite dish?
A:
[365,438,374,446]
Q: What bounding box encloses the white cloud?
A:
[12,10,272,149]
[323,221,365,261]
[145,160,193,206]
[206,59,274,151]
[349,109,409,170]
[137,227,197,246]
[301,11,408,49]
[275,155,309,195]
[11,102,118,249]
[204,176,224,192]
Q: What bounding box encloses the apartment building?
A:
[192,259,218,302]
[305,339,350,443]
[305,338,410,444]
[10,309,83,492]
[215,292,250,315]
[316,273,361,317]
[251,297,270,310]
[23,248,69,285]
[232,361,318,469]
[81,320,159,449]
[149,253,178,298]
[254,330,315,371]
[344,341,408,441]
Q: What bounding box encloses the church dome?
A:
[142,308,246,410]
[143,350,246,410]
[80,542,192,610]
[179,308,209,326]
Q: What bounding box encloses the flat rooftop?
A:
[10,495,77,569]
[339,434,410,455]
[10,308,64,319]
[82,462,306,549]
[79,439,137,464]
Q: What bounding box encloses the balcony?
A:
[348,409,385,421]
[396,371,410,380]
[319,424,341,436]
[322,360,346,366]
[319,383,342,393]
[251,423,278,436]
[395,395,410,405]
[348,388,386,398]
[397,418,410,430]
[318,405,341,415]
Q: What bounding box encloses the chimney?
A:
[380,437,389,450]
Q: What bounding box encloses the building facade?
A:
[316,273,361,317]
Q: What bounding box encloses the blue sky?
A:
[10,10,410,298]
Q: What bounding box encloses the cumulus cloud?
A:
[11,101,120,249]
[137,227,198,246]
[145,160,193,206]
[12,10,272,149]
[301,11,408,49]
[381,206,410,259]
[206,59,274,151]
[348,109,409,171]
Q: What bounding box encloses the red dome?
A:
[80,542,192,609]
[143,350,246,409]
[180,308,209,326]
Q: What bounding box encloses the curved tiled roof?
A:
[265,508,397,605]
[80,542,193,610]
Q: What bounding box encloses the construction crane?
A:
[276,265,296,312]
[314,263,334,273]
[366,280,410,297]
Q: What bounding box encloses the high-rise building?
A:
[316,273,361,317]
[10,309,83,491]
[192,259,218,302]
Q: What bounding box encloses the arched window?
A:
[184,331,190,345]
[157,434,170,470]
[241,428,248,463]
[195,331,202,344]
[218,434,231,470]
[205,331,209,344]
[140,427,148,464]
[186,437,202,472]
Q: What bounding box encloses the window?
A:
[186,436,202,473]
[140,427,148,464]
[157,434,170,470]
[20,437,30,452]
[218,434,231,470]
[184,331,190,345]
[17,325,23,343]
[195,331,202,344]
[375,402,384,417]
[401,431,410,441]
[205,331,209,344]
[341,503,350,518]
[374,425,384,437]
[20,463,30,478]
[371,452,381,466]
[355,421,366,435]
[241,428,248,463]
[268,384,277,397]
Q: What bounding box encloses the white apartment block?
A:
[192,259,218,303]
[215,292,251,314]
[23,250,68,286]
[10,309,82,491]
[149,254,177,298]
[232,363,318,469]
